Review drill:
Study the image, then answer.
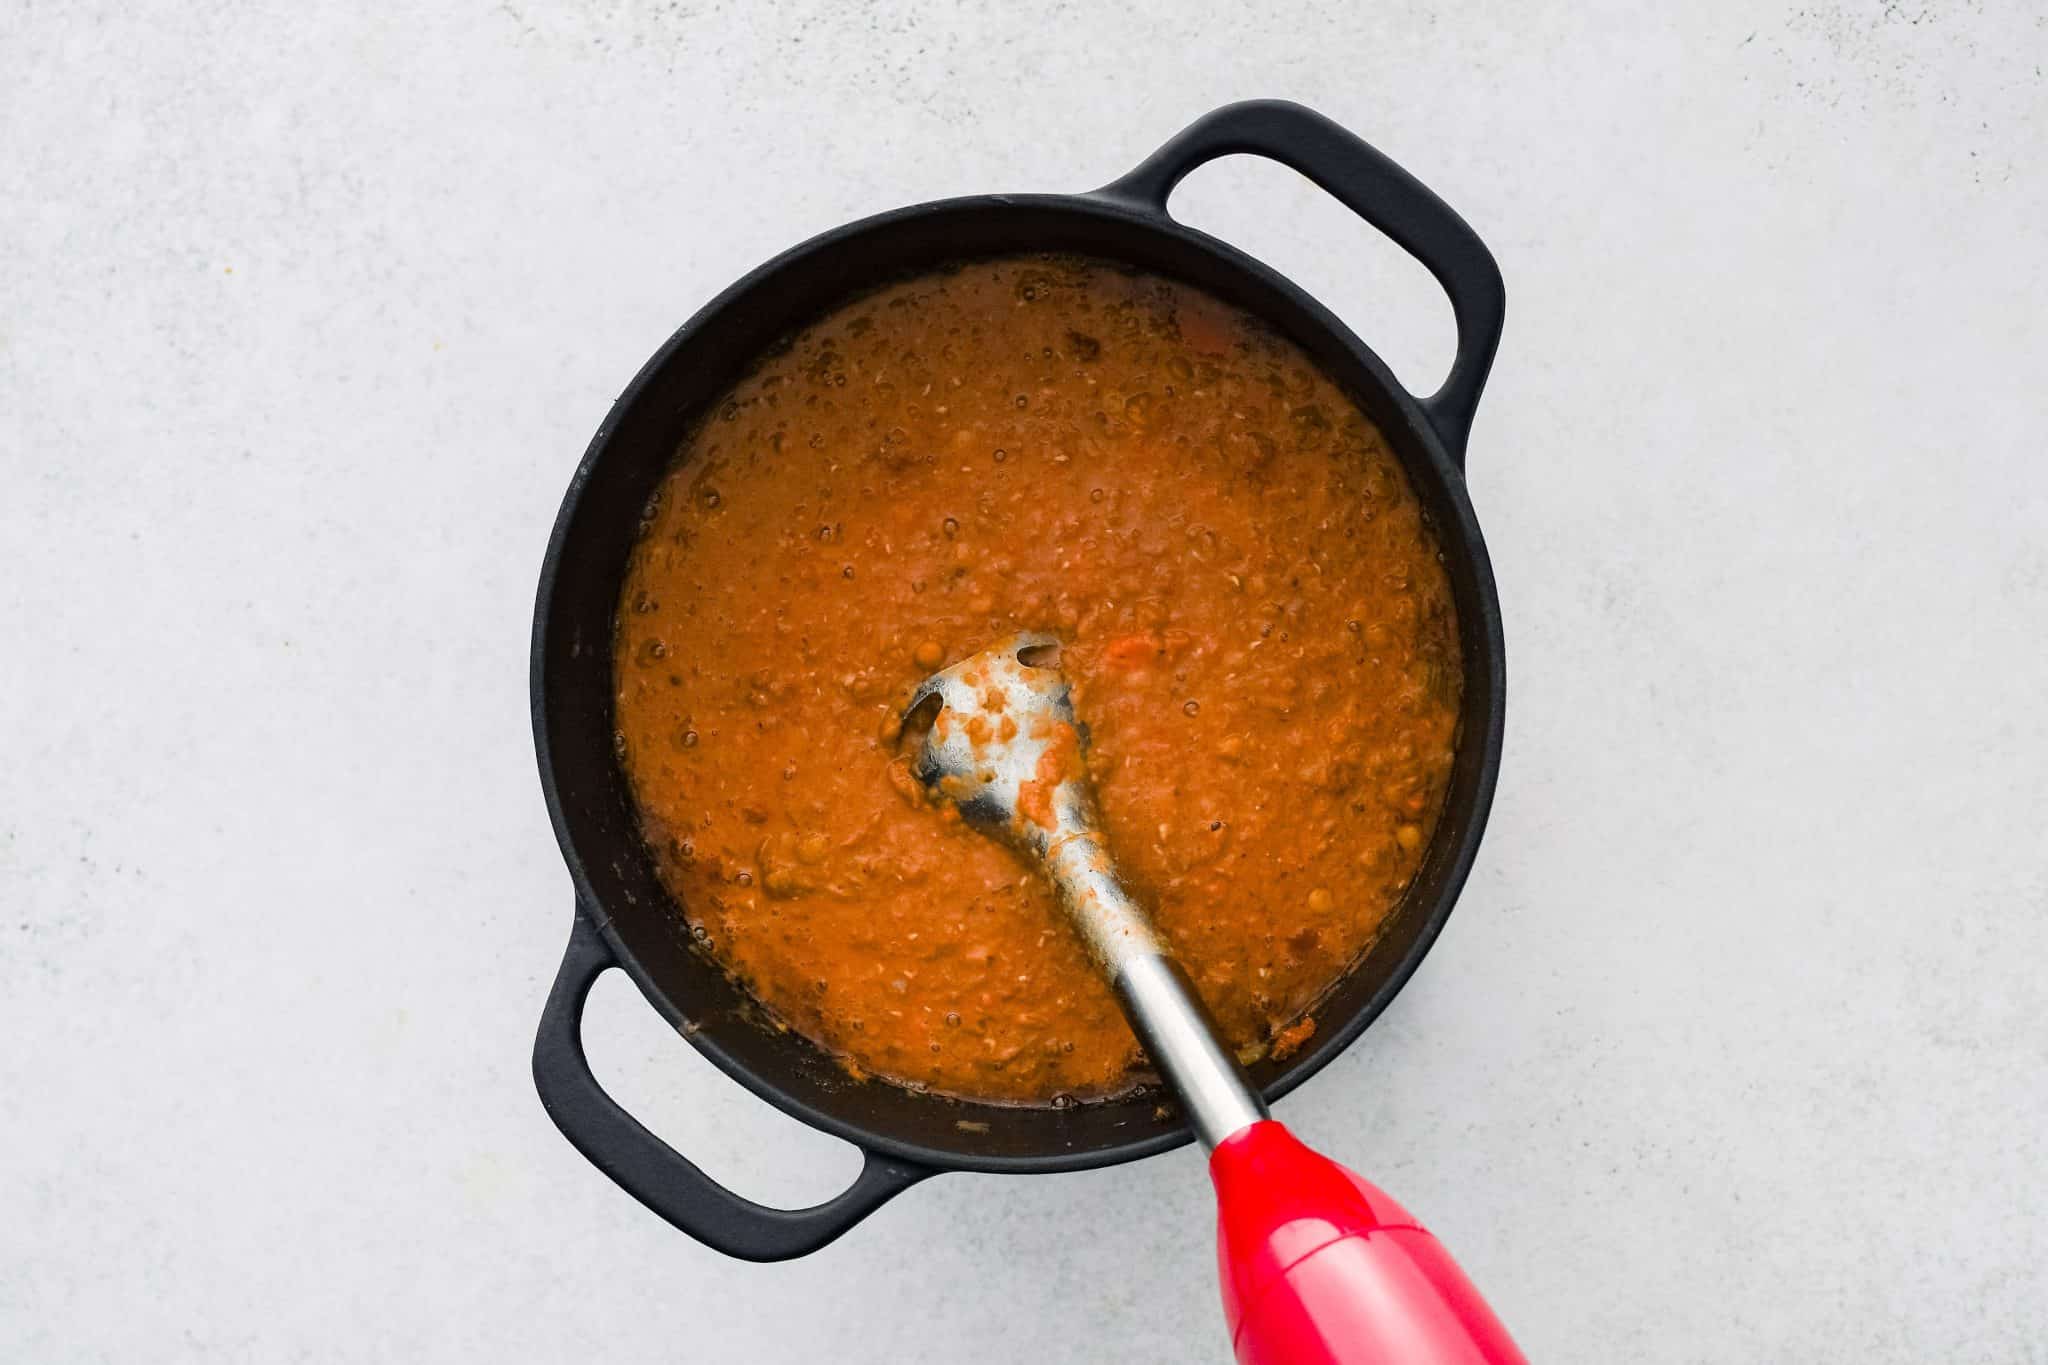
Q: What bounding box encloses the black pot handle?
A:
[532,909,934,1260]
[1095,99,1505,467]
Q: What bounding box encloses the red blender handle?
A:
[1211,1121,1525,1365]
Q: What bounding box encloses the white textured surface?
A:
[5,3,2046,1360]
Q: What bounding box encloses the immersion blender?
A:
[902,633,1523,1365]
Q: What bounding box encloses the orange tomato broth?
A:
[614,255,1460,1104]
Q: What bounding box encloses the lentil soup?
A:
[613,255,1460,1106]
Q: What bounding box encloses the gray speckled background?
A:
[4,3,2045,1360]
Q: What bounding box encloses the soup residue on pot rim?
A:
[613,254,1461,1106]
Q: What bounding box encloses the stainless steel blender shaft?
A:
[901,633,1268,1147]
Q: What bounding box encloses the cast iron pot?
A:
[532,99,1506,1261]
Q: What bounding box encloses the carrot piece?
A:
[1101,632,1161,669]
